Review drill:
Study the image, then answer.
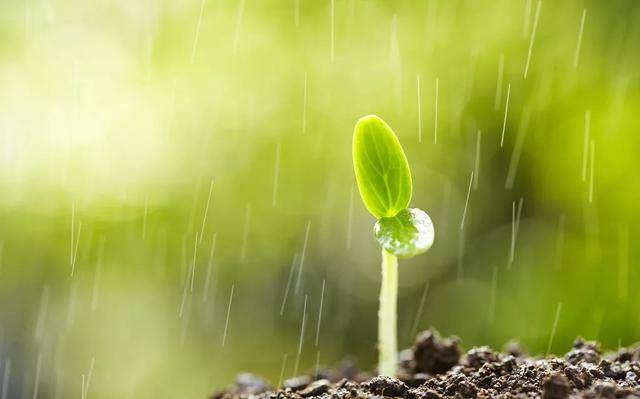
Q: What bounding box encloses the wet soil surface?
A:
[212,329,640,398]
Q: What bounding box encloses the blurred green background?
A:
[0,0,639,397]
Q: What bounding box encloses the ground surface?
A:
[212,330,640,398]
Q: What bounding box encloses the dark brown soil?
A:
[212,329,640,399]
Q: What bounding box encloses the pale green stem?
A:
[378,249,398,376]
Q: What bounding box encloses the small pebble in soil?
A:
[298,379,330,397]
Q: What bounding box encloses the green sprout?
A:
[352,115,435,377]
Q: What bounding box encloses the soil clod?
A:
[363,376,409,397]
[412,329,461,375]
[464,346,499,369]
[541,372,570,399]
[566,338,601,365]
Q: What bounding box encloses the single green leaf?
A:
[374,208,434,259]
[352,115,412,219]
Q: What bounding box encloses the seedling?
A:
[352,115,434,377]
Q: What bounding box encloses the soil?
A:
[211,329,640,398]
